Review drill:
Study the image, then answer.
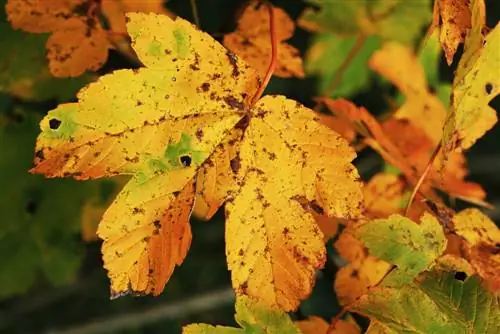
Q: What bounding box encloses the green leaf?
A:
[305,34,380,97]
[183,296,301,334]
[418,31,442,89]
[300,0,432,44]
[0,20,92,101]
[353,272,500,334]
[356,213,447,286]
[0,108,114,298]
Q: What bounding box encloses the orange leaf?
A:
[6,0,111,77]
[223,2,304,78]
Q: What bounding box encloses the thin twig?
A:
[250,3,277,106]
[189,0,201,28]
[405,142,442,215]
[45,288,235,334]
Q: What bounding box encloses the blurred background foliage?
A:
[0,0,498,333]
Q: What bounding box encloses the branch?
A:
[46,288,235,334]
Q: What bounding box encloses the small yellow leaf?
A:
[437,0,471,64]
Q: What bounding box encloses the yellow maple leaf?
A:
[31,13,363,310]
[442,0,499,156]
[223,1,304,78]
[432,0,471,64]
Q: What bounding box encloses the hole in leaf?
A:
[179,155,192,167]
[454,271,467,281]
[485,83,493,95]
[49,118,61,130]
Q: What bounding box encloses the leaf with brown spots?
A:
[225,96,363,311]
[31,13,363,310]
[5,0,171,77]
[452,209,500,292]
[334,227,392,304]
[223,1,304,78]
[31,13,260,297]
[442,0,499,157]
[432,0,472,65]
[6,0,112,77]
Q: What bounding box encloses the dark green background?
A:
[0,0,498,333]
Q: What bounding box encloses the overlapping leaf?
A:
[31,13,363,310]
[442,0,499,157]
[356,213,447,287]
[368,42,486,203]
[432,0,471,64]
[352,272,500,333]
[224,2,304,78]
[451,209,500,292]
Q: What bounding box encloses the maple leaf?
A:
[183,295,301,334]
[31,13,363,310]
[224,1,304,78]
[442,0,499,157]
[6,0,112,77]
[5,0,170,77]
[352,271,500,333]
[432,0,471,64]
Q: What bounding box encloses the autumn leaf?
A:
[452,208,500,292]
[5,0,170,77]
[321,94,486,205]
[6,0,111,77]
[224,2,304,78]
[352,271,500,333]
[432,0,471,64]
[31,13,363,310]
[442,0,499,157]
[0,18,92,101]
[334,228,392,304]
[356,213,447,287]
[183,295,301,334]
[296,315,360,334]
